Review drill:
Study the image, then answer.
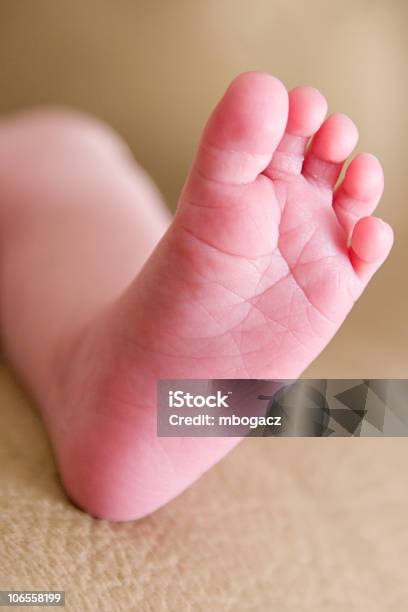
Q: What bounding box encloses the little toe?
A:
[303,113,359,189]
[192,71,288,185]
[265,85,327,177]
[349,216,394,282]
[333,153,384,234]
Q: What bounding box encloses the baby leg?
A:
[0,109,170,406]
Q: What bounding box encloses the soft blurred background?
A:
[0,1,407,610]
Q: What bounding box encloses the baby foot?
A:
[54,72,393,520]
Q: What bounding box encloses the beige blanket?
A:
[1,363,408,610]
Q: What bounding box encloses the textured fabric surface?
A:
[0,1,407,610]
[1,362,408,611]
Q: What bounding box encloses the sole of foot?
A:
[47,72,393,520]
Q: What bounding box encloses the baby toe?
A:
[333,153,384,234]
[349,216,394,282]
[303,113,359,189]
[266,85,327,178]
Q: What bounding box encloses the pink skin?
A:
[0,73,393,520]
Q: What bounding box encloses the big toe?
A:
[191,71,289,184]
